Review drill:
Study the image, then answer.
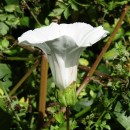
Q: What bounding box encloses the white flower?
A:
[18,22,108,90]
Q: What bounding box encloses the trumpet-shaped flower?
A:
[18,22,108,90]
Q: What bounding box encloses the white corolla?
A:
[18,22,108,90]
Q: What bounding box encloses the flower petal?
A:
[18,22,108,48]
[59,23,94,43]
[18,23,60,44]
[18,22,108,89]
[18,22,94,45]
[33,36,83,89]
[48,53,78,89]
[79,26,108,47]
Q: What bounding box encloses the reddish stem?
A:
[76,5,129,96]
[38,54,48,129]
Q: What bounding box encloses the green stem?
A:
[2,86,22,130]
[75,106,91,119]
[71,0,89,7]
[9,60,39,96]
[22,0,41,26]
[76,5,129,96]
[66,106,70,130]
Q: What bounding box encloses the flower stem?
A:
[76,5,129,96]
[66,106,70,130]
[38,54,48,128]
[75,106,91,119]
[9,60,39,96]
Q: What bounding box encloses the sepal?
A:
[57,82,77,107]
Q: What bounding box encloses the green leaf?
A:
[20,17,29,27]
[4,4,19,12]
[0,22,9,36]
[103,48,119,60]
[64,7,70,19]
[5,14,20,27]
[108,1,116,10]
[90,90,97,98]
[55,112,65,123]
[114,101,122,112]
[50,125,59,130]
[45,17,50,25]
[57,1,67,9]
[113,102,130,129]
[103,22,113,33]
[3,49,17,55]
[113,28,124,41]
[0,80,12,91]
[104,125,111,130]
[97,64,110,74]
[70,119,78,130]
[0,98,5,111]
[105,113,111,120]
[79,58,89,66]
[0,63,12,90]
[126,31,130,36]
[0,14,8,21]
[57,119,78,130]
[114,112,130,129]
[69,0,78,11]
[74,98,93,111]
[0,64,12,78]
[49,8,64,17]
[1,38,9,49]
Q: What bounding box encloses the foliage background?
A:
[0,0,130,130]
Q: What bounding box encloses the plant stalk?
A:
[76,5,129,96]
[75,106,91,119]
[38,54,48,129]
[66,106,70,130]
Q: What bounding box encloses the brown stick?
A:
[76,5,129,96]
[9,60,39,96]
[78,65,111,79]
[18,44,41,54]
[38,54,48,129]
